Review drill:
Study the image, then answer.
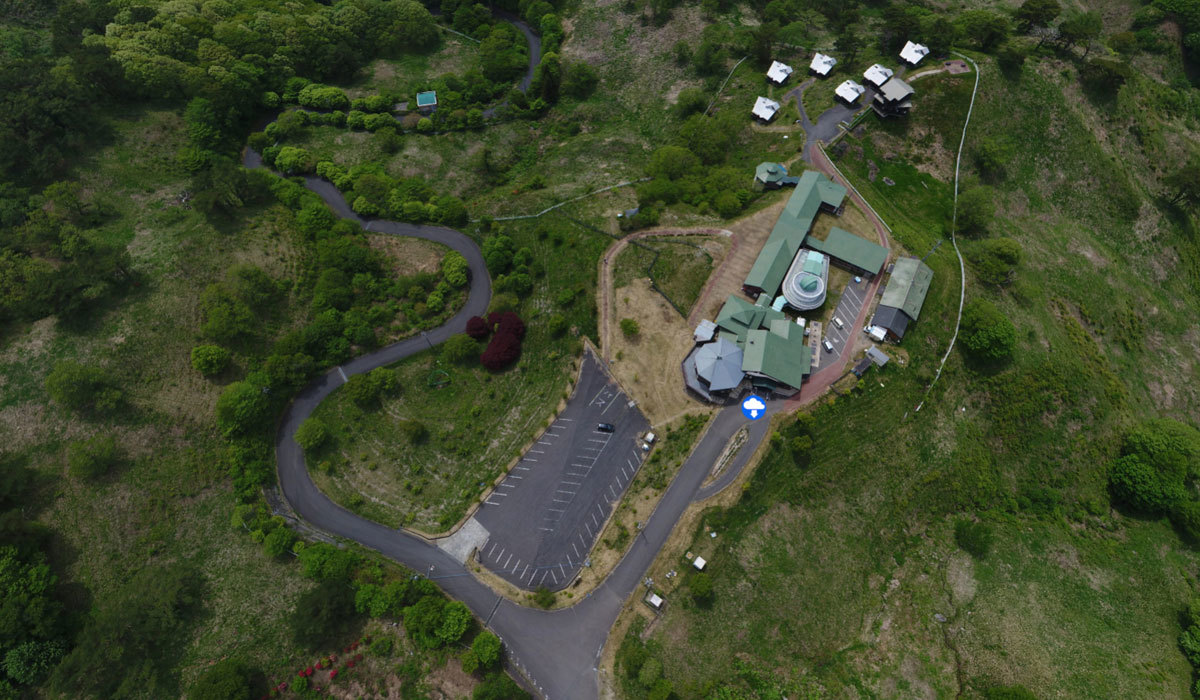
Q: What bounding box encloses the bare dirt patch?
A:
[609,278,700,425]
[365,234,448,277]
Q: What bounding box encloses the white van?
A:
[823,340,834,353]
[832,317,845,330]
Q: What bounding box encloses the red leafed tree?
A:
[466,316,490,339]
[481,331,522,370]
[496,311,525,340]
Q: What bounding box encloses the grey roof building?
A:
[873,77,914,117]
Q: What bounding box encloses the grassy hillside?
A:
[621,34,1200,700]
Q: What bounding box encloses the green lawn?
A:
[613,235,724,315]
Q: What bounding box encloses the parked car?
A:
[597,423,615,433]
[832,317,845,330]
[854,276,862,284]
[823,340,834,353]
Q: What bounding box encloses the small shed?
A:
[694,319,717,343]
[835,80,866,105]
[867,346,889,367]
[852,357,872,377]
[863,64,894,88]
[809,52,837,77]
[752,96,781,122]
[899,41,930,67]
[415,90,437,113]
[645,592,664,609]
[693,556,707,571]
[766,60,794,85]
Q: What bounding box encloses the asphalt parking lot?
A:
[823,276,869,358]
[472,349,650,590]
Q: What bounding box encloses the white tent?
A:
[766,60,794,84]
[899,41,930,66]
[835,80,865,104]
[809,53,837,76]
[863,64,894,87]
[752,96,781,121]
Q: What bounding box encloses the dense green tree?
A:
[294,418,328,451]
[290,579,360,650]
[974,137,1012,178]
[191,345,232,376]
[956,10,1011,50]
[187,659,255,700]
[835,24,863,64]
[690,572,714,606]
[561,61,599,99]
[678,112,737,165]
[0,546,63,676]
[403,595,447,649]
[67,434,120,478]
[438,601,472,645]
[1109,453,1185,513]
[960,298,1016,362]
[296,542,359,581]
[956,186,995,236]
[200,285,256,342]
[647,146,700,180]
[1080,58,1131,98]
[968,238,1022,286]
[1123,419,1200,480]
[3,640,64,686]
[482,234,514,275]
[262,527,297,558]
[215,381,272,437]
[1059,10,1103,56]
[472,631,502,670]
[52,564,202,698]
[1163,159,1200,209]
[45,361,122,414]
[442,251,469,287]
[1015,0,1061,31]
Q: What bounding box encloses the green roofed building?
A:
[805,227,889,277]
[742,325,812,393]
[743,171,848,297]
[754,162,802,190]
[698,294,809,396]
[880,256,934,320]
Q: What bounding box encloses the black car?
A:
[596,423,615,433]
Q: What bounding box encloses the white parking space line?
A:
[609,484,617,499]
[516,466,530,471]
[587,387,608,406]
[530,450,544,454]
[572,543,580,558]
[559,563,566,577]
[559,418,574,421]
[504,553,513,568]
[522,564,530,579]
[537,441,552,445]
[486,500,503,506]
[556,489,575,495]
[490,491,507,497]
[587,438,606,443]
[601,400,618,415]
[539,527,554,532]
[523,458,537,462]
[539,571,549,585]
[553,499,570,504]
[591,513,599,527]
[488,542,498,556]
[511,559,522,574]
[622,467,630,480]
[499,483,516,489]
[550,571,559,584]
[548,508,565,514]
[562,480,581,486]
[585,523,593,538]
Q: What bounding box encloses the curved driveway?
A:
[252,28,881,698]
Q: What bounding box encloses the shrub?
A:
[443,334,479,364]
[399,420,429,444]
[472,631,502,670]
[493,311,526,339]
[186,658,256,700]
[473,672,529,700]
[690,572,714,606]
[533,586,554,608]
[297,84,350,110]
[620,318,640,337]
[547,314,568,337]
[46,361,123,414]
[442,251,469,287]
[416,117,433,133]
[294,418,329,451]
[953,519,994,558]
[263,527,296,558]
[191,344,231,375]
[274,146,315,175]
[638,658,662,688]
[466,315,490,339]
[956,186,995,236]
[960,298,1016,362]
[1110,454,1185,514]
[67,435,121,479]
[968,238,1022,286]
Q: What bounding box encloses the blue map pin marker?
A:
[741,395,766,420]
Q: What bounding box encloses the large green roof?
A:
[743,237,798,296]
[806,227,888,275]
[755,162,787,183]
[714,294,788,343]
[741,328,812,389]
[744,171,847,293]
[880,257,934,320]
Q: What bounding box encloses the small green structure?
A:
[805,226,888,277]
[416,91,437,112]
[754,162,801,190]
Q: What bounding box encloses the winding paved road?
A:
[251,37,893,698]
